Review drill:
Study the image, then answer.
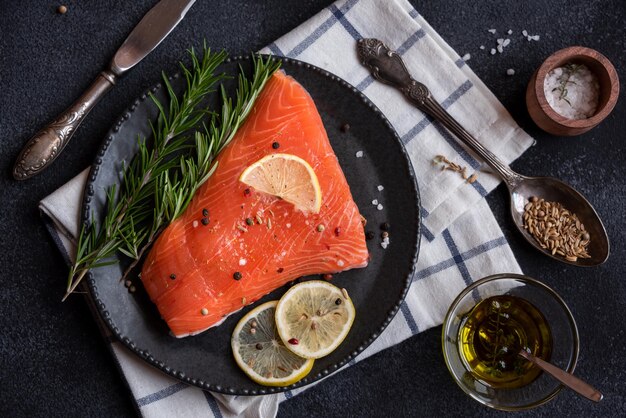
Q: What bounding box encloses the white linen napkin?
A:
[40,0,532,416]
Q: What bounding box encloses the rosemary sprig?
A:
[551,63,581,105]
[64,47,280,301]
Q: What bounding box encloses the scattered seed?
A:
[288,338,299,345]
[341,288,349,299]
[169,274,176,280]
[255,215,263,224]
[202,208,209,217]
[340,123,350,132]
[322,273,333,281]
[317,224,325,232]
[255,343,263,350]
[366,231,375,240]
[246,217,254,226]
[242,297,247,305]
[201,217,210,225]
[277,366,288,373]
[360,215,367,227]
[272,141,280,149]
[311,322,318,330]
[251,320,258,328]
[201,308,208,316]
[267,218,272,229]
[335,298,342,305]
[233,272,242,280]
[381,231,389,239]
[237,225,248,233]
[57,5,67,14]
[467,173,478,184]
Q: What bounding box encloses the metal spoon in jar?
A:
[518,349,603,402]
[357,38,609,266]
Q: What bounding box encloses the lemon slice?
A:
[231,301,314,386]
[239,153,322,213]
[275,281,355,359]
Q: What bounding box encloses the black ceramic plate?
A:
[83,56,420,395]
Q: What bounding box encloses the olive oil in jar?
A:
[458,295,552,389]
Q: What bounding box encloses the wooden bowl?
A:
[526,46,619,136]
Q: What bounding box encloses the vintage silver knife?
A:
[13,0,196,180]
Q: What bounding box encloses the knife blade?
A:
[13,0,196,180]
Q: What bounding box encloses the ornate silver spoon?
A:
[357,38,609,266]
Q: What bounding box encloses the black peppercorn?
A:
[169,274,176,280]
[201,217,209,225]
[340,123,350,133]
[272,141,280,149]
[365,231,375,240]
[233,272,242,280]
[380,222,390,231]
[335,298,342,305]
[202,208,209,217]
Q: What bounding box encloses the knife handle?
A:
[13,70,117,180]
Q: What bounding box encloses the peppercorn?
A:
[201,308,208,316]
[255,343,263,350]
[245,217,254,226]
[322,273,333,281]
[381,231,389,239]
[272,141,280,149]
[233,272,242,280]
[380,222,390,231]
[169,274,176,280]
[335,298,342,305]
[244,188,251,197]
[365,231,375,240]
[277,267,284,273]
[201,217,209,225]
[202,208,209,217]
[340,123,350,133]
[334,227,341,237]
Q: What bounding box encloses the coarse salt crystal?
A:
[355,150,364,158]
[377,185,384,191]
[381,236,390,249]
[286,223,291,228]
[531,35,540,41]
[479,45,485,50]
[543,63,599,119]
[497,38,504,45]
[488,28,496,34]
[192,220,199,228]
[372,199,378,205]
[337,260,345,267]
[239,258,247,266]
[506,68,515,76]
[507,29,512,35]
[376,204,383,210]
[522,29,528,36]
[462,53,471,61]
[490,48,496,55]
[502,38,511,47]
[497,45,503,53]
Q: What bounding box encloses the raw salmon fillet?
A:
[141,71,369,337]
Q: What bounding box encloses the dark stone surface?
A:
[0,0,624,416]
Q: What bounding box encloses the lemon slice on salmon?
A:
[231,301,314,386]
[239,153,322,213]
[275,281,356,359]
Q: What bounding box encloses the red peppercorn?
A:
[277,267,284,273]
[288,338,299,345]
[322,273,333,281]
[244,188,251,197]
[334,227,341,237]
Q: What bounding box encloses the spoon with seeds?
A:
[357,38,609,266]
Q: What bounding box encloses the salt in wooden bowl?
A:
[526,46,619,136]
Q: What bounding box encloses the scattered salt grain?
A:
[488,28,496,34]
[496,45,503,53]
[337,260,345,267]
[502,38,511,47]
[239,258,247,266]
[506,68,515,76]
[497,38,504,45]
[372,199,378,205]
[530,35,540,41]
[462,53,471,61]
[376,204,383,211]
[522,29,528,37]
[377,185,384,191]
[507,29,512,35]
[192,220,199,228]
[286,223,291,228]
[479,45,485,50]
[355,150,364,158]
[381,236,390,249]
[544,63,599,119]
[490,48,496,55]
